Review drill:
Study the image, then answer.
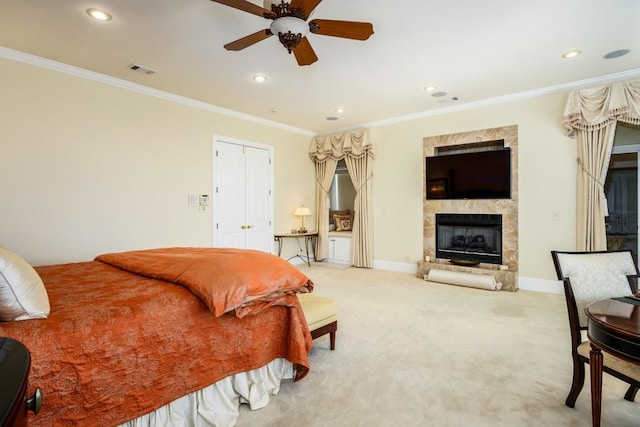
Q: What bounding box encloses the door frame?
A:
[212,135,275,251]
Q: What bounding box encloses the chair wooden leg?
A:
[329,330,336,350]
[566,359,585,408]
[624,385,638,402]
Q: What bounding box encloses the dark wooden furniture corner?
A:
[586,299,640,427]
[0,337,41,427]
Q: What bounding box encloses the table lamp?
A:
[294,205,311,233]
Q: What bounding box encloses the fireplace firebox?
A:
[435,213,502,265]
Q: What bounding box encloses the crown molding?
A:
[0,46,315,137]
[360,68,640,129]
[3,46,639,137]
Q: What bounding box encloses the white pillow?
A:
[0,246,50,321]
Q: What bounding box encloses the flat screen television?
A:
[425,148,511,199]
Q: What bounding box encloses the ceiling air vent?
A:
[437,96,459,104]
[127,64,156,75]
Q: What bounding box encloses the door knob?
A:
[240,225,246,229]
[247,225,254,229]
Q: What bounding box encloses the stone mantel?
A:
[419,125,519,291]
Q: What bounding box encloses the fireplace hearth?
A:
[435,213,502,265]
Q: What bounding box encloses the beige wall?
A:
[1,54,581,283]
[372,94,578,282]
[0,57,314,265]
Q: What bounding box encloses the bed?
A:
[0,246,313,426]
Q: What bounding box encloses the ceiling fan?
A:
[210,0,374,66]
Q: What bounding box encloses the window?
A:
[329,160,356,211]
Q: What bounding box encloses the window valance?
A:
[562,79,640,137]
[308,129,374,161]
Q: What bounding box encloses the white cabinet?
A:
[327,235,352,264]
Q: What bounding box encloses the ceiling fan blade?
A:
[224,29,273,51]
[289,0,323,19]
[210,0,275,19]
[293,37,318,66]
[309,19,374,40]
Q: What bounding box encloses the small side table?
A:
[274,232,318,267]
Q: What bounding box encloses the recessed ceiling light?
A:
[604,49,630,59]
[424,85,438,92]
[561,49,582,59]
[252,74,268,83]
[326,116,339,121]
[335,108,345,113]
[431,91,447,98]
[86,8,112,21]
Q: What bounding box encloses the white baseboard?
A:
[371,258,564,295]
[517,276,564,295]
[372,259,418,274]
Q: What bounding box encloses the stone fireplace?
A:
[417,125,519,291]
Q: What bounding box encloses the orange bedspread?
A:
[95,247,314,317]
[0,259,312,426]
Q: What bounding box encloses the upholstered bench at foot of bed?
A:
[298,294,338,350]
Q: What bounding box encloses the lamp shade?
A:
[294,206,311,217]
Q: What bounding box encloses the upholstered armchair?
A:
[551,250,640,408]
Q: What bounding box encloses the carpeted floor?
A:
[236,266,640,427]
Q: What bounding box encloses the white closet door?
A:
[214,139,273,253]
[244,146,271,251]
[215,142,246,248]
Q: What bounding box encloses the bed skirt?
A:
[121,358,294,427]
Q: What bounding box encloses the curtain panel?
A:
[562,79,640,251]
[345,155,374,268]
[309,129,374,267]
[313,159,338,261]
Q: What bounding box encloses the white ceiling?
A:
[1,0,639,134]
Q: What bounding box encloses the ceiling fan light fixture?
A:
[210,0,373,66]
[270,16,309,53]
